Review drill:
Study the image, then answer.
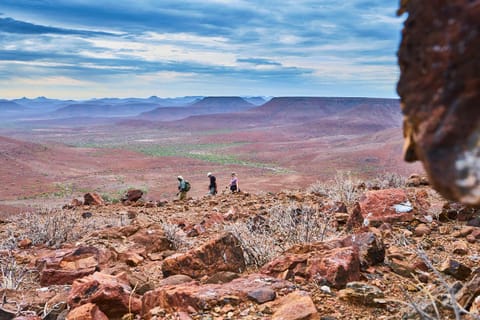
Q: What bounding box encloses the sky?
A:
[0,1,405,99]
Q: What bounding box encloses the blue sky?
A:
[0,1,404,99]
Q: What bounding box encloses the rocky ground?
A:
[1,175,480,320]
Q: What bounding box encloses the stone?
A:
[346,202,363,230]
[162,232,245,278]
[398,0,480,205]
[36,246,105,286]
[270,291,319,320]
[359,189,414,226]
[262,232,383,289]
[83,193,104,206]
[205,271,240,284]
[338,282,385,306]
[141,273,293,315]
[159,275,194,287]
[71,198,83,207]
[467,217,480,227]
[247,288,276,304]
[68,272,142,319]
[18,238,32,249]
[129,226,172,254]
[440,259,472,280]
[414,224,431,237]
[122,189,144,203]
[456,273,480,309]
[66,303,108,320]
[452,240,469,255]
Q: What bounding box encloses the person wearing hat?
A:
[207,172,217,195]
[177,175,189,200]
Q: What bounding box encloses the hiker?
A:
[177,175,190,200]
[207,172,217,195]
[229,172,240,193]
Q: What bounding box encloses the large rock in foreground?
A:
[359,189,414,226]
[68,272,142,319]
[397,0,480,205]
[262,232,384,289]
[141,273,294,316]
[36,247,109,286]
[162,232,245,278]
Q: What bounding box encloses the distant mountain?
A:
[0,100,29,113]
[243,96,269,106]
[13,97,73,112]
[85,96,202,107]
[139,96,255,121]
[50,102,162,118]
[161,97,402,136]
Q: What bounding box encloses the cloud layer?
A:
[0,1,404,99]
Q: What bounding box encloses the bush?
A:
[227,202,338,268]
[8,208,129,249]
[308,171,361,206]
[0,251,31,290]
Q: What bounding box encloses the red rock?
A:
[122,189,144,203]
[440,259,472,280]
[346,202,363,230]
[141,273,293,316]
[162,232,245,278]
[414,224,431,237]
[128,227,172,254]
[342,232,385,270]
[398,0,480,205]
[18,238,32,249]
[270,291,319,320]
[71,198,83,207]
[36,247,107,286]
[247,288,276,304]
[83,193,104,206]
[13,317,42,320]
[359,189,414,225]
[66,303,108,320]
[452,240,469,255]
[68,272,142,319]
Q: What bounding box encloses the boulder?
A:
[346,202,363,230]
[398,0,480,206]
[122,189,144,203]
[359,189,414,225]
[440,258,472,280]
[162,233,245,278]
[338,282,385,306]
[68,272,142,319]
[141,273,293,316]
[83,193,104,206]
[36,247,107,286]
[269,291,319,320]
[66,303,108,320]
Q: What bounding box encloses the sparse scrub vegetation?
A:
[227,202,338,268]
[307,170,362,206]
[367,172,406,189]
[5,208,129,249]
[0,251,32,290]
[161,222,188,250]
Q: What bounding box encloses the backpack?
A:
[184,180,191,192]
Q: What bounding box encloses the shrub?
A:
[367,172,407,189]
[308,170,361,205]
[9,208,129,249]
[0,251,31,290]
[227,202,338,268]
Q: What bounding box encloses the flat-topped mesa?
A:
[397,0,480,205]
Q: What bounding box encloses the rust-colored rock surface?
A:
[141,273,294,316]
[83,192,104,205]
[161,232,245,278]
[66,303,108,320]
[359,189,414,225]
[36,246,108,286]
[397,0,480,205]
[262,232,384,288]
[68,272,142,318]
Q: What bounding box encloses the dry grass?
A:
[0,251,32,290]
[4,208,129,249]
[227,202,338,268]
[308,170,361,206]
